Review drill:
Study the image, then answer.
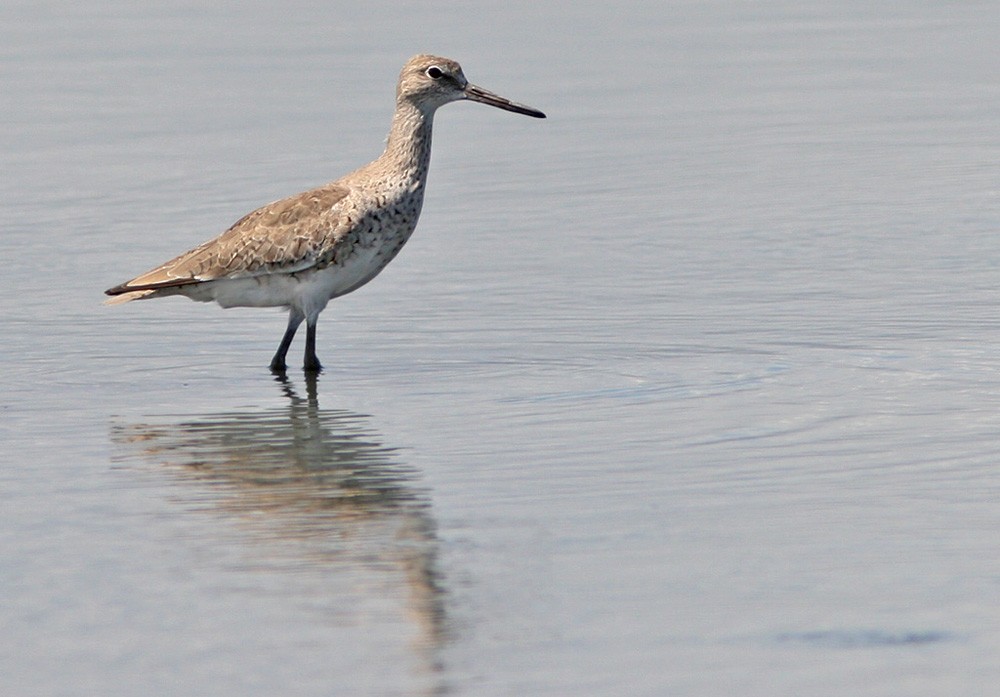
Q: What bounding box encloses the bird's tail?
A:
[103,289,157,305]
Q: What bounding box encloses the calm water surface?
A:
[4,1,1000,695]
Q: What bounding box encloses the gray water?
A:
[4,1,1000,695]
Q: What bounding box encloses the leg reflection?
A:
[111,379,450,667]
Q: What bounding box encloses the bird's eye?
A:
[425,66,444,80]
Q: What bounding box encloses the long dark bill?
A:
[464,84,546,118]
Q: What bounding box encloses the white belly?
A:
[179,243,393,317]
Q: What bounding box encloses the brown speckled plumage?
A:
[105,54,545,372]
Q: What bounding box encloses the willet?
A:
[105,54,545,373]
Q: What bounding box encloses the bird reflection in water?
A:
[111,373,448,671]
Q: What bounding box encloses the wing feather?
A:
[105,184,350,296]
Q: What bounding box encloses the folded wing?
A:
[105,184,350,300]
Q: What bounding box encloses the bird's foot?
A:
[303,358,323,374]
[269,358,288,374]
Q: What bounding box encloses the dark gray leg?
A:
[303,318,322,373]
[271,310,304,373]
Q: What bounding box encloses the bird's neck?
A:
[379,99,435,185]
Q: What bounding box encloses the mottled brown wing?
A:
[106,184,350,295]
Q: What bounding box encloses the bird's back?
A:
[105,165,429,312]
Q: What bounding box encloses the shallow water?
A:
[4,1,1000,695]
